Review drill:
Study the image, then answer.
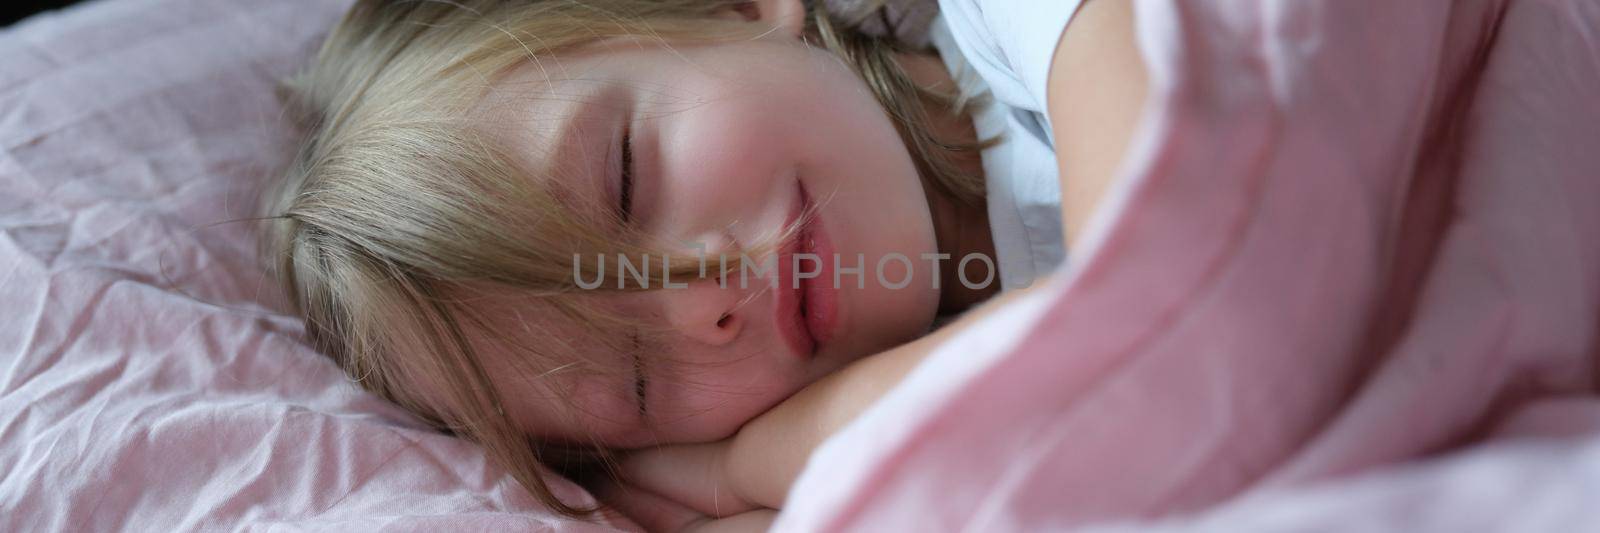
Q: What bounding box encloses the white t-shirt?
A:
[928,0,1084,290]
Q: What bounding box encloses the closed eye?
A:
[631,333,647,417]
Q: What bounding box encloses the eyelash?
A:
[620,122,642,415]
[618,126,635,222]
[631,335,648,416]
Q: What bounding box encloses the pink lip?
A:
[774,183,838,360]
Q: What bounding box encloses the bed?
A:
[3,0,1598,531]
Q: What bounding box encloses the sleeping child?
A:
[261,0,1145,530]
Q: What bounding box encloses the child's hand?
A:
[616,312,1006,521]
[618,383,840,518]
[617,439,762,519]
[591,471,775,533]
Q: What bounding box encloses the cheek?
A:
[655,105,793,214]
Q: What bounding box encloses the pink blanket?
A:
[2,0,1596,531]
[779,0,1600,530]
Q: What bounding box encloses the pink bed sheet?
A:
[1,0,624,530]
[3,0,1598,531]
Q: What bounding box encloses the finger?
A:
[680,509,778,533]
[589,475,709,533]
[621,442,758,518]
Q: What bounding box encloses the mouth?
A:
[775,182,838,360]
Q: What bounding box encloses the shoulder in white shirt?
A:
[928,0,1084,290]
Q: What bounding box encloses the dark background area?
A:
[3,0,89,27]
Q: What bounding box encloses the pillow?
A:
[0,0,622,529]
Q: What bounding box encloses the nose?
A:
[663,232,746,346]
[664,279,746,346]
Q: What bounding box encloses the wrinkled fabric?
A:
[4,0,1599,532]
[0,1,626,531]
[779,0,1600,530]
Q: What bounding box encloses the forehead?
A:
[472,36,678,133]
[439,46,674,445]
[472,60,617,206]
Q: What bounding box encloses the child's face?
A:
[468,32,945,447]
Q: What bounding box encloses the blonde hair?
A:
[261,0,985,517]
